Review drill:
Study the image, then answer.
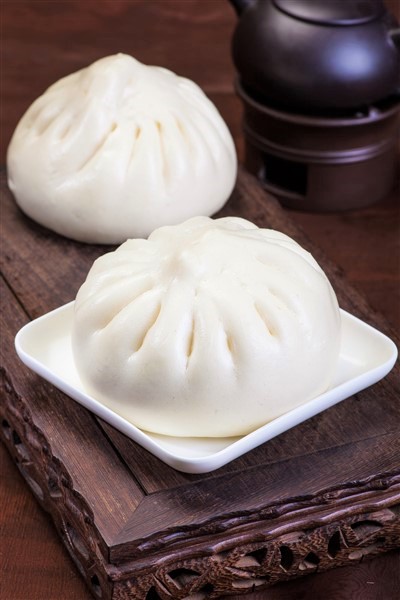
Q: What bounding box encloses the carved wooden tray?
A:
[1,168,399,599]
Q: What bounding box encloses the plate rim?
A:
[14,302,398,473]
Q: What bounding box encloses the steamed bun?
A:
[7,54,237,244]
[72,216,341,438]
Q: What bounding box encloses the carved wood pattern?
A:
[0,370,113,598]
[120,509,400,599]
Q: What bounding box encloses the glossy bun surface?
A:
[72,216,341,437]
[7,54,237,243]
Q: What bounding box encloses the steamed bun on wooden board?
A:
[72,216,341,438]
[7,54,237,244]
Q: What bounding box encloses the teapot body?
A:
[231,0,400,112]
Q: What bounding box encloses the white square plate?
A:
[15,302,397,473]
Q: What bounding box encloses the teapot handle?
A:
[388,28,400,50]
[228,0,255,16]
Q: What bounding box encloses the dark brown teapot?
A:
[229,0,400,113]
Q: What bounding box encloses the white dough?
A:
[72,216,341,438]
[7,54,237,243]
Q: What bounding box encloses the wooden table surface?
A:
[1,2,399,599]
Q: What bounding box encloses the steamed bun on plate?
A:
[72,216,341,438]
[7,54,237,244]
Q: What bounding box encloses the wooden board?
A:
[1,167,399,600]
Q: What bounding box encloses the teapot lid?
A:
[273,0,385,26]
